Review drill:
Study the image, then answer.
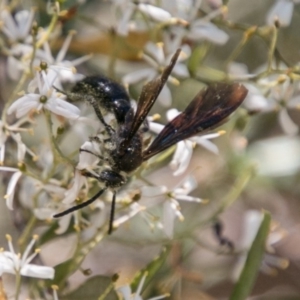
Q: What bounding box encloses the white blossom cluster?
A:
[0,0,299,299]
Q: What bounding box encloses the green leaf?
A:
[229,211,271,300]
[131,247,170,292]
[60,276,118,300]
[52,259,76,288]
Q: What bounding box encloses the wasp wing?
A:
[119,49,181,151]
[143,83,248,160]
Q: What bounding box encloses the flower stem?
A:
[36,11,59,49]
[224,26,257,68]
[267,25,278,72]
[44,110,74,166]
[18,215,37,252]
[14,273,21,300]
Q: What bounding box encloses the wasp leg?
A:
[108,191,117,235]
[79,148,105,160]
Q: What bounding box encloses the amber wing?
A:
[142,83,248,160]
[119,49,181,151]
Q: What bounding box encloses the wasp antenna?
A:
[53,188,106,218]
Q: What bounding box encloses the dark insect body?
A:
[71,75,131,124]
[53,49,248,234]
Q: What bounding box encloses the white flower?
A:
[265,76,300,135]
[165,1,229,45]
[186,19,229,44]
[0,9,35,43]
[0,235,55,279]
[36,205,74,235]
[257,76,299,135]
[6,44,33,80]
[266,0,296,27]
[76,141,101,171]
[4,40,43,80]
[149,109,224,176]
[13,133,26,163]
[0,119,36,164]
[0,9,39,80]
[38,31,91,85]
[232,210,289,281]
[113,202,146,230]
[112,186,166,231]
[163,176,204,238]
[243,83,277,113]
[52,141,107,231]
[16,177,73,234]
[7,71,81,120]
[113,1,133,35]
[240,67,300,135]
[0,121,8,164]
[138,4,173,22]
[123,43,190,107]
[10,131,37,163]
[118,272,169,300]
[113,1,173,36]
[61,141,101,205]
[30,183,78,235]
[162,0,202,20]
[0,166,22,210]
[62,169,88,205]
[141,176,204,237]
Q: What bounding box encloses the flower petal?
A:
[174,194,202,202]
[278,108,298,135]
[16,10,35,40]
[145,42,165,64]
[266,0,294,27]
[172,63,189,77]
[56,214,72,234]
[194,138,219,154]
[188,21,229,44]
[0,252,15,275]
[20,264,55,279]
[62,170,86,204]
[77,141,100,169]
[123,68,157,85]
[243,84,277,112]
[45,97,80,119]
[170,140,193,176]
[7,94,40,118]
[163,201,176,238]
[174,176,198,194]
[148,121,164,134]
[5,171,22,210]
[141,185,167,197]
[117,285,132,300]
[138,4,172,22]
[157,85,172,107]
[116,4,135,36]
[166,108,180,121]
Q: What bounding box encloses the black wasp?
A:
[53,49,248,234]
